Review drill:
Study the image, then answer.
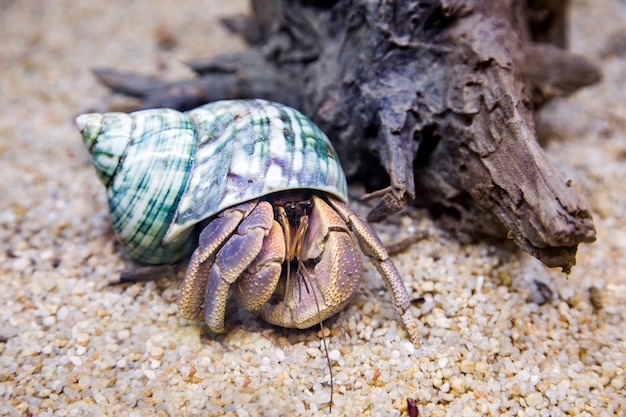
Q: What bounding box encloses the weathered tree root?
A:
[94,0,599,272]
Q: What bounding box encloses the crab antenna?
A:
[298,259,334,413]
[276,206,292,319]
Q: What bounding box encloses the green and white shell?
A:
[76,99,348,264]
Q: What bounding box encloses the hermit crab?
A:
[76,99,419,346]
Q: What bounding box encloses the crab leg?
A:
[179,200,276,333]
[233,220,285,312]
[326,196,421,347]
[202,201,276,332]
[178,200,258,322]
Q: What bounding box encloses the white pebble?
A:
[373,327,388,338]
[93,392,106,404]
[274,348,285,362]
[117,329,130,340]
[56,306,69,321]
[362,325,373,340]
[234,376,249,388]
[11,257,31,270]
[179,366,193,378]
[76,319,91,330]
[475,275,484,292]
[150,346,165,360]
[610,377,624,390]
[294,400,306,414]
[400,340,415,355]
[438,357,449,368]
[69,355,82,366]
[43,316,56,327]
[313,390,331,405]
[76,332,90,346]
[306,348,320,358]
[364,369,376,381]
[526,392,543,407]
[517,369,531,382]
[50,380,64,393]
[328,349,342,362]
[143,369,157,380]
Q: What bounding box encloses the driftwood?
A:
[94,0,600,272]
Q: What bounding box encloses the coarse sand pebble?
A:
[1,0,625,416]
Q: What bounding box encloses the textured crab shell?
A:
[76,99,348,264]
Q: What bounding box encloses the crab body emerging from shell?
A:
[76,99,419,346]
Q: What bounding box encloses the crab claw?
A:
[179,200,282,333]
[232,220,285,312]
[259,195,363,328]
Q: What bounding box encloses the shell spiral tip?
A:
[75,114,89,132]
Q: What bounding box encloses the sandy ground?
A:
[0,0,625,416]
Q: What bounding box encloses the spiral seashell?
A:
[76,99,348,263]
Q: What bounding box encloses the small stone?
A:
[50,380,63,393]
[274,348,285,362]
[150,346,165,360]
[437,357,449,369]
[56,306,69,321]
[313,389,331,405]
[93,392,106,404]
[43,316,56,327]
[400,340,415,356]
[328,349,342,362]
[0,325,18,340]
[517,369,531,382]
[11,257,31,270]
[38,388,52,398]
[461,360,475,374]
[117,329,130,340]
[69,355,82,366]
[235,375,251,388]
[610,377,624,391]
[450,377,467,393]
[76,332,90,346]
[306,348,320,358]
[526,392,543,407]
[317,327,331,338]
[601,361,617,375]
